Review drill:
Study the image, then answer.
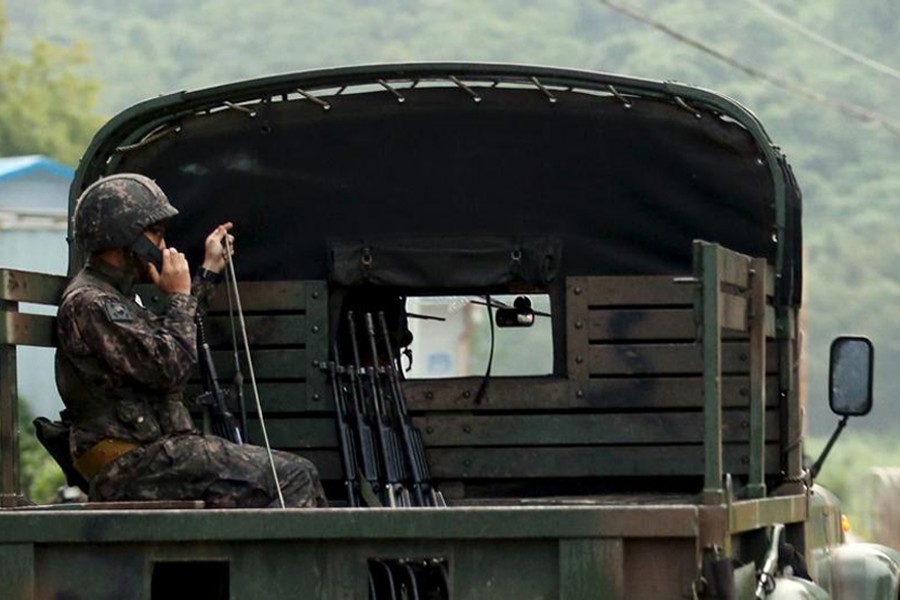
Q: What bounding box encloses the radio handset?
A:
[131,235,164,272]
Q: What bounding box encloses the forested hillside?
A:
[4,0,899,434]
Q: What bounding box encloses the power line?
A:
[597,0,900,137]
[742,0,900,83]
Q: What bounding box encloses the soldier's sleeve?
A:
[71,289,200,392]
[191,274,218,316]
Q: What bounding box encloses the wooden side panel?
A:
[252,411,781,450]
[401,376,779,411]
[294,445,781,481]
[207,280,309,312]
[587,342,778,375]
[189,280,329,447]
[0,313,57,347]
[586,276,695,306]
[0,269,67,305]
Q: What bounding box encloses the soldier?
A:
[55,173,326,508]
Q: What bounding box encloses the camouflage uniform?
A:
[56,174,326,508]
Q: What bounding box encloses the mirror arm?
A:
[809,415,849,480]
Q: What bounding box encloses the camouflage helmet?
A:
[73,173,179,252]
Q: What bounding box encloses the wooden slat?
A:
[717,248,752,289]
[586,276,695,306]
[714,249,777,298]
[187,373,780,415]
[208,348,307,380]
[291,446,780,481]
[258,411,779,450]
[371,376,782,411]
[416,412,779,447]
[204,314,307,347]
[426,445,780,479]
[721,294,749,332]
[584,272,775,306]
[0,313,56,347]
[246,417,335,449]
[588,342,778,376]
[0,269,66,304]
[582,376,779,409]
[206,280,310,312]
[588,306,776,342]
[186,382,319,413]
[589,308,697,341]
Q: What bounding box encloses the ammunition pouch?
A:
[33,416,89,492]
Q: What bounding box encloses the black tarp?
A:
[110,85,792,294]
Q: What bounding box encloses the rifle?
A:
[374,311,441,507]
[194,315,243,444]
[349,310,407,507]
[326,351,361,507]
[342,360,381,501]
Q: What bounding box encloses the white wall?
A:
[0,168,70,420]
[0,175,70,211]
[0,229,69,420]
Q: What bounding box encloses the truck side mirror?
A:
[811,335,875,480]
[829,336,874,417]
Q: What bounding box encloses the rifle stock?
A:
[194,315,243,445]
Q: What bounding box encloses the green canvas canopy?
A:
[71,63,801,304]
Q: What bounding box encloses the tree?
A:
[0,0,102,165]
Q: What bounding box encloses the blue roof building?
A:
[0,155,74,213]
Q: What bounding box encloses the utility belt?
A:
[73,439,140,481]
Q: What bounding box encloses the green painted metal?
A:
[304,280,330,412]
[728,496,807,533]
[698,242,724,504]
[0,505,702,543]
[565,276,590,391]
[559,538,624,600]
[0,306,21,508]
[747,257,769,498]
[0,543,33,600]
[779,309,804,490]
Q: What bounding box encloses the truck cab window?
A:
[405,294,553,379]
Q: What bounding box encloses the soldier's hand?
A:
[202,222,234,274]
[149,247,192,295]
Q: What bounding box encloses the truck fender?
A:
[826,543,900,600]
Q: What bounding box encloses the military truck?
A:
[1,63,898,599]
